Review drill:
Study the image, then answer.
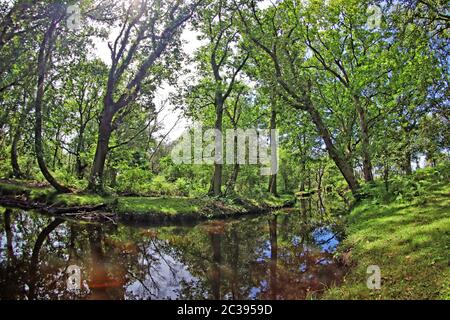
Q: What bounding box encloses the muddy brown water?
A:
[0,205,347,300]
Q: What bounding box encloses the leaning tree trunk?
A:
[306,105,360,195]
[354,96,374,182]
[34,21,70,193]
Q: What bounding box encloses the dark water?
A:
[0,205,346,300]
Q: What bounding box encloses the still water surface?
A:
[0,205,346,300]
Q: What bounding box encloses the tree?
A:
[88,0,200,193]
[192,0,249,196]
[235,0,361,194]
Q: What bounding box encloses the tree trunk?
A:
[384,162,389,192]
[52,125,61,170]
[11,125,23,179]
[268,103,278,196]
[226,163,240,195]
[34,21,70,193]
[209,92,224,196]
[306,105,360,195]
[354,96,373,182]
[10,92,30,179]
[75,126,86,179]
[226,131,240,194]
[88,109,113,193]
[404,149,412,175]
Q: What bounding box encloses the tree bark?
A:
[226,163,240,195]
[354,96,374,182]
[306,105,360,195]
[403,149,412,175]
[11,124,23,179]
[209,91,224,196]
[225,127,239,195]
[268,102,278,195]
[10,92,30,178]
[88,108,113,193]
[75,125,86,179]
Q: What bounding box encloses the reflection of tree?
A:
[268,215,278,300]
[0,209,23,299]
[209,232,222,300]
[0,203,346,301]
[4,209,16,263]
[229,227,239,299]
[28,218,64,299]
[87,225,125,300]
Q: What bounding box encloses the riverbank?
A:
[324,166,450,300]
[0,180,294,224]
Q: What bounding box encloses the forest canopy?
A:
[0,0,448,199]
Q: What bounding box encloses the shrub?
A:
[149,175,175,196]
[115,166,153,195]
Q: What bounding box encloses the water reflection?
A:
[0,206,346,300]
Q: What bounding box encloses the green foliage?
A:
[115,166,153,195]
[359,163,450,206]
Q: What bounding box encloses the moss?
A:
[262,194,295,207]
[0,181,295,221]
[55,193,113,207]
[323,170,450,300]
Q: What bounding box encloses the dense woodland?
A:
[0,0,448,201]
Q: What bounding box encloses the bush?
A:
[115,166,153,195]
[174,178,190,196]
[149,175,175,196]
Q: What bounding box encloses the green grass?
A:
[116,197,205,215]
[323,174,450,299]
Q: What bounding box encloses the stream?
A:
[0,200,347,300]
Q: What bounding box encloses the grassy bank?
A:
[0,180,294,222]
[324,165,450,300]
